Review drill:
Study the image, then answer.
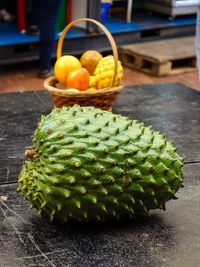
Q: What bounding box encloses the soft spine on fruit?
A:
[18,105,184,223]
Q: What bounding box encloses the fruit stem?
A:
[25,150,34,159]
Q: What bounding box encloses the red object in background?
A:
[17,0,26,33]
[67,0,72,23]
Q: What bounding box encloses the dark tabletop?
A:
[0,83,200,267]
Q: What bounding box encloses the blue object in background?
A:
[101,2,111,23]
[0,12,196,46]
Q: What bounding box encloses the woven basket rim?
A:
[44,76,123,98]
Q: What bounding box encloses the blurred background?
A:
[0,0,199,92]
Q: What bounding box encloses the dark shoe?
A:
[27,25,40,35]
[38,69,53,79]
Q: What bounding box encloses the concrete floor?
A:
[0,62,199,93]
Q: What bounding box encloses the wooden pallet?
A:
[119,37,197,76]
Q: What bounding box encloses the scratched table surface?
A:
[0,83,200,267]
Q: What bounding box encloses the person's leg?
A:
[27,0,40,35]
[38,0,63,76]
[29,0,39,25]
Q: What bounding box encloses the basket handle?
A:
[57,18,118,88]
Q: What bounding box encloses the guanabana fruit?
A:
[18,105,184,222]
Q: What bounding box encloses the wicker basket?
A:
[44,18,123,111]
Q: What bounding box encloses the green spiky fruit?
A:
[17,105,184,222]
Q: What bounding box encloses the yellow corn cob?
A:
[89,76,96,88]
[94,55,123,89]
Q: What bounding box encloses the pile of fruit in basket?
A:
[54,50,123,92]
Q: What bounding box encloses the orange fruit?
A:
[67,68,89,91]
[54,55,82,85]
[80,50,103,75]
